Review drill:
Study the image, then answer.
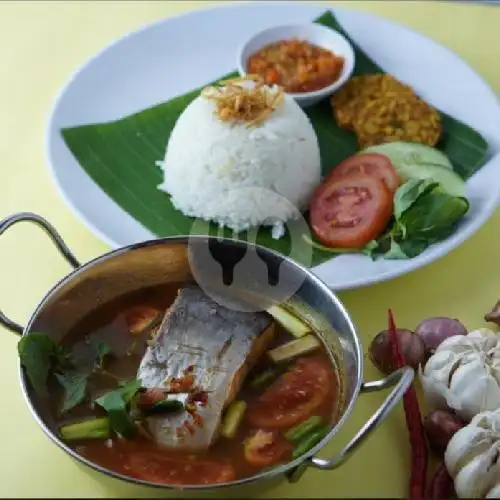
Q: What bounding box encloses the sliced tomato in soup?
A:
[247,357,332,429]
[127,453,236,485]
[329,153,400,192]
[244,430,292,468]
[309,173,393,249]
[123,305,161,335]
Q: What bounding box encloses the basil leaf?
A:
[53,344,74,370]
[96,391,135,438]
[94,379,142,437]
[361,239,382,258]
[55,372,89,415]
[397,186,469,243]
[393,179,439,219]
[95,341,112,369]
[17,333,55,396]
[17,333,74,397]
[118,379,142,404]
[381,181,469,259]
[383,240,408,260]
[383,238,430,260]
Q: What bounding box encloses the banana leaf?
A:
[61,10,489,267]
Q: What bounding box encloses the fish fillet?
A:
[137,285,274,451]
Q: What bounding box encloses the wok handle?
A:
[286,366,414,482]
[0,212,80,335]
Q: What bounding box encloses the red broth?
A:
[51,284,342,485]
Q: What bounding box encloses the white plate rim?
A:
[45,1,500,291]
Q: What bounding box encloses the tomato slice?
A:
[137,388,166,409]
[309,173,393,249]
[247,357,332,429]
[244,430,292,468]
[122,306,161,336]
[329,153,400,193]
[127,452,235,485]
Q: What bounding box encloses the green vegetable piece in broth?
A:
[55,372,89,415]
[266,305,310,339]
[53,344,74,368]
[95,379,142,437]
[59,417,111,441]
[143,399,185,416]
[220,401,247,439]
[284,415,323,443]
[249,364,291,390]
[95,341,112,369]
[18,334,54,396]
[268,335,321,364]
[292,427,330,459]
[95,391,136,438]
[17,333,74,397]
[118,379,143,404]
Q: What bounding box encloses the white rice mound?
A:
[157,85,321,238]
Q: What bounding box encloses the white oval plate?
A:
[46,1,500,291]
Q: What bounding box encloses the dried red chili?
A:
[388,309,428,500]
[169,374,195,392]
[137,387,165,408]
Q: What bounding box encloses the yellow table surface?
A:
[1,0,500,497]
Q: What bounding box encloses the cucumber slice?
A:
[397,162,466,197]
[220,401,247,439]
[266,305,310,338]
[361,142,453,171]
[268,335,321,364]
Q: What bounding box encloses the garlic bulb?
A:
[445,409,500,498]
[420,328,500,421]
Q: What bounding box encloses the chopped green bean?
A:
[284,416,323,443]
[249,364,290,390]
[59,417,110,441]
[292,427,329,459]
[143,398,185,416]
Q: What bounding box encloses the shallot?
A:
[369,328,426,374]
[423,410,465,454]
[427,462,456,500]
[414,317,467,354]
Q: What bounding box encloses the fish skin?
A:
[137,285,274,451]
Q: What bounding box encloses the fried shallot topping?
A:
[201,75,284,128]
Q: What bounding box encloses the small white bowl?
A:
[237,23,356,108]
